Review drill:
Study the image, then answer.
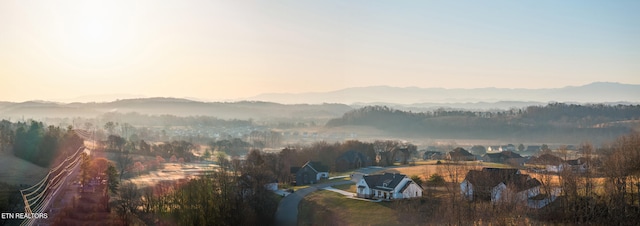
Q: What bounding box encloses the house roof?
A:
[449,147,474,157]
[292,161,329,174]
[423,151,442,156]
[509,175,541,192]
[305,161,329,172]
[363,173,407,191]
[400,180,423,192]
[566,157,588,166]
[483,151,523,160]
[464,168,539,192]
[529,154,564,165]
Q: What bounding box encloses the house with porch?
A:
[356,173,423,200]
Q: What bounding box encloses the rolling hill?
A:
[247,82,640,104]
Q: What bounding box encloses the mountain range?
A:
[0,98,352,120]
[246,82,640,104]
[1,82,638,120]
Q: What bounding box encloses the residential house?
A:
[521,145,542,156]
[422,151,444,160]
[527,154,565,173]
[290,161,329,186]
[566,157,590,173]
[487,146,501,153]
[460,168,541,204]
[447,147,476,161]
[482,151,525,166]
[335,150,372,172]
[356,173,423,200]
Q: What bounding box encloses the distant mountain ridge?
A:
[247,82,640,104]
[0,98,353,120]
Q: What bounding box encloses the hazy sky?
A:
[1,0,638,102]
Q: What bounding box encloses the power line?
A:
[19,129,93,226]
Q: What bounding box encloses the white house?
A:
[527,154,566,173]
[566,158,590,173]
[357,173,423,200]
[461,168,541,204]
[491,177,541,203]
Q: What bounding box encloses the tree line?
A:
[326,104,640,143]
[0,120,84,167]
[228,140,417,185]
[110,154,280,225]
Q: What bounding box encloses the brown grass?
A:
[381,162,495,183]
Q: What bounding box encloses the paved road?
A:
[274,167,386,226]
[274,180,352,226]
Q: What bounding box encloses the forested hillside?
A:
[0,120,84,167]
[326,103,640,143]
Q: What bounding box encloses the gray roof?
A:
[363,173,407,191]
[528,154,564,165]
[305,161,329,172]
[464,168,539,193]
[483,151,523,160]
[449,147,474,157]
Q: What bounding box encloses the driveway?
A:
[274,167,386,226]
[274,180,352,226]
[322,186,355,197]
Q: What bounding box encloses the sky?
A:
[0,0,638,102]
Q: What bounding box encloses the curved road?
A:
[274,180,352,226]
[274,167,386,226]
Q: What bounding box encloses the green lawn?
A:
[324,176,351,183]
[329,170,354,177]
[292,184,310,191]
[332,183,356,193]
[299,190,399,226]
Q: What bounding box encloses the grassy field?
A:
[300,162,611,225]
[0,150,49,185]
[330,170,354,177]
[333,183,356,193]
[299,189,453,226]
[380,161,507,182]
[299,190,399,226]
